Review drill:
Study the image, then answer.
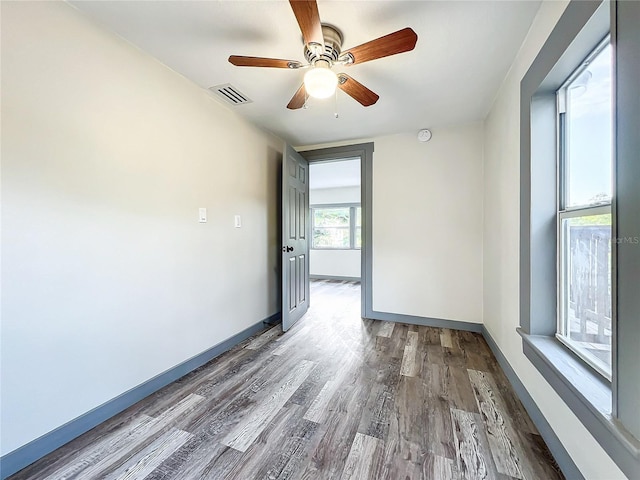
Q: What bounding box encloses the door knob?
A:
[282,246,294,252]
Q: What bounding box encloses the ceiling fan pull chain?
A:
[303,91,309,110]
[334,88,339,119]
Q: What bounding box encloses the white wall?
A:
[310,187,361,278]
[1,1,281,456]
[310,250,361,279]
[373,126,484,323]
[482,1,625,478]
[302,124,484,324]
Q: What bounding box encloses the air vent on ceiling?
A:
[209,84,252,105]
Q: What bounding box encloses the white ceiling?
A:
[70,0,541,146]
[310,158,361,190]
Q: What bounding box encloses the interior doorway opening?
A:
[308,157,362,283]
[300,142,374,318]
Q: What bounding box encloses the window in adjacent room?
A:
[311,205,361,249]
[556,38,613,379]
[355,206,362,249]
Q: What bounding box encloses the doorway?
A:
[300,143,373,320]
[309,158,361,281]
[281,142,373,332]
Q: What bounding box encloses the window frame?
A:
[519,0,640,476]
[556,37,613,381]
[310,203,361,250]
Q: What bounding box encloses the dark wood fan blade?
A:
[338,74,379,106]
[289,0,324,49]
[341,27,418,65]
[228,56,302,68]
[287,84,307,109]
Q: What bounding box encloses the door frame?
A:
[299,142,374,319]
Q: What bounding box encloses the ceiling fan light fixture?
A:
[304,61,338,99]
[228,1,419,110]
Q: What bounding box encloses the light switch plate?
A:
[234,215,242,228]
[199,208,207,223]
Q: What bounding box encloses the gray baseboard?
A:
[481,326,584,480]
[368,310,483,333]
[310,274,361,282]
[0,313,280,480]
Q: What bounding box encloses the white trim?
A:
[556,333,612,381]
[559,204,612,218]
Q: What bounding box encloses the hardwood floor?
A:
[10,280,563,480]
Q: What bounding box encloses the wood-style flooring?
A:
[10,280,564,480]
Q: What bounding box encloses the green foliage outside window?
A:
[312,206,361,249]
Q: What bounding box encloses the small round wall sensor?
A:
[418,129,432,142]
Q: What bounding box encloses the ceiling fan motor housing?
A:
[304,24,343,66]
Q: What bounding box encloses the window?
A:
[311,204,361,249]
[520,2,640,474]
[355,206,362,249]
[557,39,612,379]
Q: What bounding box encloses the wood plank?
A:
[143,342,261,412]
[298,362,373,479]
[286,361,331,408]
[245,325,282,350]
[422,364,479,415]
[388,323,410,360]
[253,413,320,480]
[380,375,428,477]
[221,404,306,479]
[357,356,401,439]
[426,343,446,365]
[400,331,420,377]
[425,453,459,480]
[181,360,293,436]
[303,379,337,423]
[186,344,319,438]
[458,330,492,372]
[358,384,394,439]
[377,321,395,338]
[441,329,455,348]
[426,396,457,459]
[142,436,241,480]
[467,369,524,479]
[423,326,443,344]
[298,410,359,480]
[449,366,482,413]
[303,352,359,423]
[450,408,500,480]
[517,431,564,480]
[340,433,384,480]
[104,428,191,480]
[272,343,289,356]
[40,415,159,480]
[192,349,280,399]
[222,359,316,452]
[443,331,467,368]
[41,394,204,480]
[486,366,539,436]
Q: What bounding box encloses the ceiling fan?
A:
[228,0,418,109]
